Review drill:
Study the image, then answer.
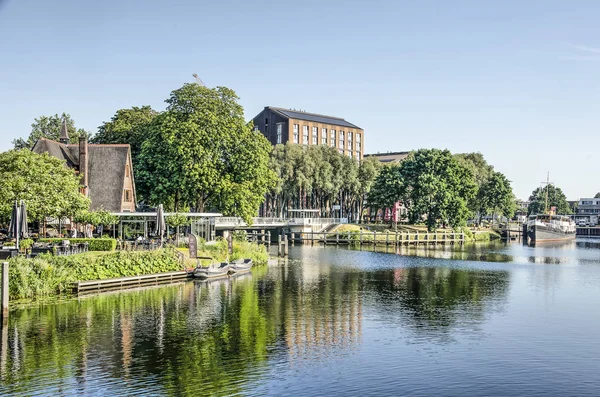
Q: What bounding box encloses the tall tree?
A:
[594,192,600,199]
[367,164,403,225]
[454,152,494,216]
[0,150,90,221]
[478,172,516,222]
[398,149,477,230]
[13,113,89,149]
[527,185,572,215]
[92,106,158,203]
[357,156,381,222]
[92,106,158,160]
[137,84,276,223]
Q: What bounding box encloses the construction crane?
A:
[192,73,205,86]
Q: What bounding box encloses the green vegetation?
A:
[0,150,90,222]
[39,238,117,251]
[528,184,572,215]
[181,238,269,269]
[477,172,516,221]
[91,105,158,183]
[12,113,90,150]
[369,149,477,231]
[8,248,182,300]
[137,84,276,222]
[267,143,381,219]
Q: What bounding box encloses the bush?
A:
[39,238,117,251]
[8,248,182,300]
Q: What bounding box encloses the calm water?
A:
[2,241,600,396]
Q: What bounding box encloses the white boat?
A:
[229,258,253,275]
[193,262,230,279]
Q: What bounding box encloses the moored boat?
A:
[527,214,576,244]
[229,258,253,275]
[193,262,230,279]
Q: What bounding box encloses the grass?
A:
[177,239,269,270]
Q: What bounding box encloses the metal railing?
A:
[215,217,347,228]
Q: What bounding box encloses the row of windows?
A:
[291,124,362,150]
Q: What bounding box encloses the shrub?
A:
[39,238,117,251]
[8,248,182,300]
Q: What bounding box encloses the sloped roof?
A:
[68,144,131,212]
[31,138,78,167]
[268,107,361,129]
[364,151,410,163]
[32,138,133,212]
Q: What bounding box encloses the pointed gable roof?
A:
[59,119,69,143]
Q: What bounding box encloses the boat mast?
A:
[541,172,553,214]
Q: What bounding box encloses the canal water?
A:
[2,241,600,396]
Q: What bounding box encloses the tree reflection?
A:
[0,254,509,395]
[366,266,510,341]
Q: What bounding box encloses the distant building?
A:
[364,151,410,164]
[251,106,364,160]
[32,121,136,212]
[575,198,600,225]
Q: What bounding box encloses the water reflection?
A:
[1,241,600,396]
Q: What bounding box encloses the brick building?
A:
[251,107,364,160]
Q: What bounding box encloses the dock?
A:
[73,271,192,294]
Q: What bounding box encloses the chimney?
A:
[79,136,89,196]
[59,119,69,144]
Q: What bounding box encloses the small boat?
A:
[229,258,253,275]
[193,262,230,279]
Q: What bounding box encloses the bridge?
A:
[215,217,347,232]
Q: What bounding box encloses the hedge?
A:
[38,238,117,251]
[8,248,182,300]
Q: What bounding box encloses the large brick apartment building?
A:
[251,107,364,160]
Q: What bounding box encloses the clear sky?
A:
[0,0,598,200]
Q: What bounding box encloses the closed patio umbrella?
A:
[156,204,166,245]
[19,200,28,239]
[8,201,19,239]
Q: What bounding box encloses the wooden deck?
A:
[73,271,192,294]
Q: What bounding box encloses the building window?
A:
[356,141,361,151]
[125,164,131,178]
[339,130,344,149]
[277,123,282,144]
[312,127,318,144]
[347,140,352,150]
[321,128,327,145]
[338,149,343,155]
[253,126,259,132]
[348,150,352,157]
[330,130,336,147]
[293,124,299,143]
[348,132,353,142]
[356,134,361,143]
[124,189,132,203]
[356,152,361,161]
[302,126,309,144]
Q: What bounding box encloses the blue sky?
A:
[0,0,598,200]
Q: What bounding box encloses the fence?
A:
[286,230,465,246]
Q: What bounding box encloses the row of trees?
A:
[266,143,380,219]
[367,149,516,230]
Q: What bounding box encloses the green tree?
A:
[478,172,516,222]
[137,84,276,223]
[454,152,494,216]
[367,164,403,225]
[527,184,572,215]
[0,150,90,221]
[594,192,600,199]
[357,156,381,222]
[92,106,158,202]
[13,113,90,149]
[398,149,477,230]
